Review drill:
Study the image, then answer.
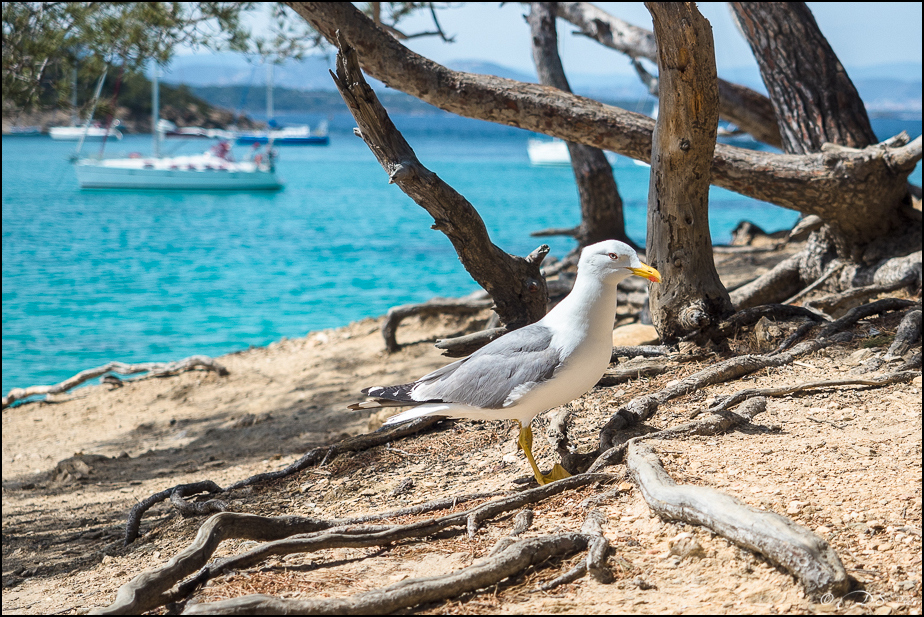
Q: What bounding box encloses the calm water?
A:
[2,114,921,394]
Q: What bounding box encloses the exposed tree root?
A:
[627,441,850,598]
[885,309,922,359]
[124,416,447,545]
[587,396,768,474]
[692,370,922,419]
[92,474,616,615]
[1,355,229,409]
[183,533,589,615]
[381,294,493,353]
[584,298,919,468]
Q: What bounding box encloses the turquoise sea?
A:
[2,114,921,395]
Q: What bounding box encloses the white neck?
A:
[543,267,621,338]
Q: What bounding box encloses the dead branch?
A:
[93,473,615,615]
[540,509,612,590]
[627,441,849,597]
[807,274,918,317]
[124,481,225,545]
[170,484,229,518]
[597,358,671,386]
[381,294,493,353]
[329,31,549,331]
[1,355,228,409]
[715,303,823,336]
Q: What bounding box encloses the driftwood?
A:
[695,370,922,419]
[380,294,493,353]
[627,441,849,598]
[1,355,229,409]
[92,473,616,615]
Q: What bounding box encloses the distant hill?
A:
[165,52,921,115]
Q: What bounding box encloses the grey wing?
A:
[410,324,561,409]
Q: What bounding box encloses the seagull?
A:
[349,240,661,485]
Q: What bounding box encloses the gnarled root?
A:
[627,441,849,598]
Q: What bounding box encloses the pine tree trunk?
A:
[645,2,733,341]
[528,2,632,248]
[730,2,911,251]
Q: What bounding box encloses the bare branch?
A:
[2,355,228,409]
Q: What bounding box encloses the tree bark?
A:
[284,1,921,244]
[554,1,782,149]
[527,2,632,248]
[730,2,911,251]
[330,34,550,329]
[645,2,733,341]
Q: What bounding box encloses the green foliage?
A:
[2,2,318,111]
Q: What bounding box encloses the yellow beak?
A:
[629,262,662,283]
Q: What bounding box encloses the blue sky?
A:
[347,2,922,76]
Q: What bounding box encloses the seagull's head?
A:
[579,240,662,285]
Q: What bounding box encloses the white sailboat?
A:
[74,65,283,191]
[49,68,123,141]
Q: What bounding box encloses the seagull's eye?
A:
[607,252,618,260]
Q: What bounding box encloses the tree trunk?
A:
[527,2,632,248]
[730,2,912,252]
[645,2,733,341]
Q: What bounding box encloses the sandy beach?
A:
[2,246,922,615]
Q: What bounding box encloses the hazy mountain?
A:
[164,53,921,114]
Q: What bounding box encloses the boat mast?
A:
[70,66,78,126]
[266,61,274,126]
[152,62,160,158]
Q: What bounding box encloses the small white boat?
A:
[527,138,570,166]
[74,143,282,190]
[50,124,122,141]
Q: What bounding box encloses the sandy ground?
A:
[2,249,922,615]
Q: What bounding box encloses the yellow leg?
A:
[516,420,571,485]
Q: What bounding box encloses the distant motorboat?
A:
[527,138,570,166]
[527,137,620,167]
[235,122,329,146]
[50,123,122,141]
